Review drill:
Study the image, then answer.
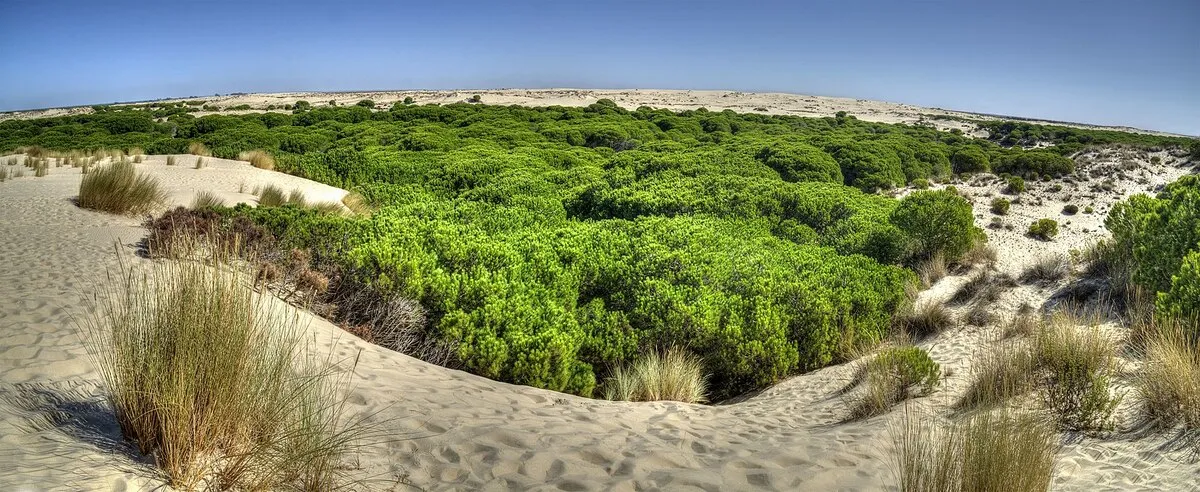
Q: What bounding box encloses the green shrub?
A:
[951,147,989,174]
[755,142,842,184]
[850,346,940,418]
[1034,314,1121,432]
[910,178,930,189]
[1062,204,1078,215]
[891,189,981,261]
[990,198,1010,215]
[1027,219,1058,240]
[1006,176,1026,194]
[78,161,166,215]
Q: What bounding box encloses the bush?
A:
[1005,176,1025,194]
[78,160,166,215]
[891,189,981,261]
[755,142,843,184]
[910,178,930,189]
[1062,204,1078,215]
[990,197,1010,215]
[603,349,708,403]
[951,147,989,174]
[849,346,940,419]
[890,409,1059,492]
[1034,314,1121,432]
[1027,219,1058,240]
[78,253,361,490]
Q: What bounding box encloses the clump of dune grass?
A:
[341,192,371,216]
[78,250,362,490]
[34,159,49,177]
[951,272,1014,305]
[899,302,954,340]
[187,141,211,156]
[286,189,308,207]
[18,145,48,157]
[78,161,166,215]
[959,239,998,270]
[1135,320,1200,431]
[166,155,177,166]
[191,190,223,209]
[132,154,143,163]
[848,346,940,419]
[1020,254,1071,284]
[604,349,708,403]
[257,184,287,207]
[13,168,25,178]
[1034,312,1122,432]
[957,343,1037,410]
[127,147,144,158]
[239,150,276,170]
[1004,312,1042,338]
[311,201,346,215]
[890,408,1059,492]
[194,157,205,169]
[916,251,948,288]
[0,167,8,182]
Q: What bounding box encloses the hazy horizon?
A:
[2,0,1197,135]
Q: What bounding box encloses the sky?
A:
[1,0,1197,135]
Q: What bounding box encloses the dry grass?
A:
[78,250,363,490]
[916,251,949,288]
[192,190,224,209]
[1020,255,1071,284]
[899,302,954,340]
[239,150,276,170]
[890,408,1059,492]
[951,272,1014,305]
[257,185,287,207]
[604,349,708,403]
[1034,312,1122,432]
[848,346,940,419]
[1004,312,1042,338]
[78,160,166,215]
[0,167,8,182]
[959,240,998,270]
[166,155,177,166]
[194,157,205,169]
[34,159,48,177]
[187,141,212,156]
[1135,321,1200,431]
[957,343,1037,410]
[286,189,308,207]
[341,192,371,216]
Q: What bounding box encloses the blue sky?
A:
[1,0,1196,135]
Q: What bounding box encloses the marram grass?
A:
[78,160,166,215]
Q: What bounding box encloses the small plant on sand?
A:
[34,160,49,177]
[849,346,940,419]
[957,343,1037,410]
[890,408,1059,492]
[239,150,276,170]
[1034,313,1122,432]
[1027,219,1059,241]
[78,160,166,215]
[1135,321,1200,432]
[166,155,177,166]
[257,184,287,207]
[191,190,223,209]
[286,189,308,207]
[187,141,211,156]
[916,251,948,288]
[1062,204,1078,215]
[1019,254,1070,284]
[194,157,205,169]
[603,348,708,403]
[78,250,363,490]
[0,167,8,182]
[1005,176,1026,194]
[899,302,954,340]
[990,197,1010,215]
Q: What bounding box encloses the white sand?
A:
[0,104,1197,491]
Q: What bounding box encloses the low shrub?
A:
[990,197,1010,215]
[1034,315,1121,432]
[1027,219,1058,240]
[849,346,940,419]
[603,349,708,403]
[78,161,166,215]
[1005,176,1025,194]
[1062,204,1078,215]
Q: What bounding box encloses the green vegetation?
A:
[1005,176,1025,194]
[990,198,1010,215]
[1034,313,1121,432]
[980,120,1197,156]
[1135,321,1200,431]
[1028,219,1059,241]
[78,160,166,214]
[849,346,940,419]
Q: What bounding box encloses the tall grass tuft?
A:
[188,141,212,156]
[849,346,940,419]
[890,408,1059,492]
[603,349,708,403]
[957,343,1036,410]
[1020,255,1071,284]
[34,159,49,177]
[192,190,224,209]
[78,160,166,215]
[286,189,308,207]
[257,184,287,207]
[78,250,362,490]
[1135,321,1200,431]
[166,155,177,166]
[916,251,948,288]
[899,302,954,340]
[0,167,8,182]
[1034,312,1122,432]
[239,150,276,170]
[194,157,205,169]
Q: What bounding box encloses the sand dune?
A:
[0,108,1197,490]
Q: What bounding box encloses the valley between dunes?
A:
[0,91,1197,491]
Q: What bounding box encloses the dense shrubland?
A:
[12,101,1193,400]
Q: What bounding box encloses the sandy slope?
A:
[0,148,1198,489]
